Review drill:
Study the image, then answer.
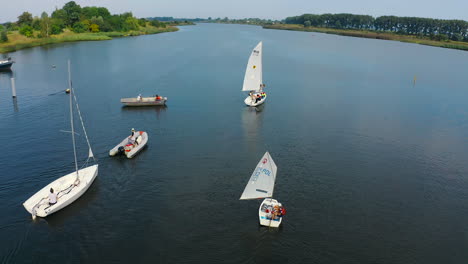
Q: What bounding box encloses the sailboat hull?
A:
[23,164,98,218]
[244,94,266,107]
[258,198,283,227]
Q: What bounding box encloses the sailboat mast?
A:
[68,60,79,179]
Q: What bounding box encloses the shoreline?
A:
[0,26,179,54]
[263,24,468,51]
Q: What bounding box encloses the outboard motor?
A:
[117,146,125,155]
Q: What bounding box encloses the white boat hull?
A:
[109,131,148,158]
[244,94,266,107]
[121,97,167,106]
[23,164,98,218]
[258,198,283,227]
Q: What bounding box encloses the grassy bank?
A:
[0,26,178,53]
[263,24,468,51]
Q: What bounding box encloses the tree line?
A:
[285,14,468,41]
[0,1,167,43]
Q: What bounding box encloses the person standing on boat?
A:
[130,128,140,146]
[137,94,142,101]
[49,188,57,206]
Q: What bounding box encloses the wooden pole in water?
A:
[11,78,16,98]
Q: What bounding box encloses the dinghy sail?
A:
[23,60,98,219]
[242,42,263,93]
[240,151,277,200]
[242,42,267,107]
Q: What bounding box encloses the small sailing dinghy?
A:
[242,41,267,107]
[121,94,167,106]
[23,61,98,219]
[109,129,148,158]
[240,151,284,227]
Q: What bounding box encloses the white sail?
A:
[240,152,277,200]
[242,41,263,92]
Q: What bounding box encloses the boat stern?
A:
[258,198,283,227]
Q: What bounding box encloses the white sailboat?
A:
[23,60,98,219]
[240,151,284,227]
[242,41,267,107]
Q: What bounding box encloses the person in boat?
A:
[265,205,274,219]
[128,128,137,145]
[49,188,57,206]
[255,94,261,103]
[279,203,286,217]
[137,94,142,101]
[155,94,161,101]
[272,205,280,219]
[249,91,255,101]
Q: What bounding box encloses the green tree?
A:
[138,18,147,27]
[17,12,33,26]
[82,20,91,30]
[51,24,63,35]
[150,20,161,27]
[51,8,67,21]
[31,17,41,30]
[89,16,104,26]
[96,7,111,19]
[304,20,311,27]
[63,1,82,26]
[19,25,34,37]
[0,30,8,43]
[50,18,65,34]
[124,16,139,31]
[81,6,99,19]
[451,33,463,41]
[72,21,87,33]
[40,12,51,38]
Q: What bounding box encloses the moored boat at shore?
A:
[0,57,14,71]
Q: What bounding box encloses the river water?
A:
[1,23,468,263]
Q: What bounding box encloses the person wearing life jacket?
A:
[155,94,161,101]
[279,203,286,217]
[255,94,261,103]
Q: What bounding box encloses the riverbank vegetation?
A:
[0,1,178,53]
[147,17,196,26]
[264,24,468,51]
[205,17,280,26]
[265,14,468,51]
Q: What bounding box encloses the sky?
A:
[1,0,467,23]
